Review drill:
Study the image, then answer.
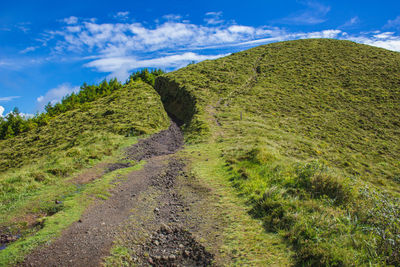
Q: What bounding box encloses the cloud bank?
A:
[16,11,399,82]
[0,96,20,102]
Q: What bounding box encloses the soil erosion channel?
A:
[23,121,214,267]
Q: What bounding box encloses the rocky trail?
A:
[22,121,215,267]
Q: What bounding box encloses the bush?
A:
[246,146,278,164]
[251,186,296,231]
[358,188,400,265]
[311,173,353,205]
[294,161,353,205]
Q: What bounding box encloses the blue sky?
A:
[1,0,399,116]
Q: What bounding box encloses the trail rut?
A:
[22,121,214,267]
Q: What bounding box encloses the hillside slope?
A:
[156,39,400,265]
[0,81,169,264]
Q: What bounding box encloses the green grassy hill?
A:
[0,81,169,264]
[156,39,400,266]
[2,39,399,266]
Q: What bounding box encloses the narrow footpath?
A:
[23,121,214,267]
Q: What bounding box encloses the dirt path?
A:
[22,121,214,267]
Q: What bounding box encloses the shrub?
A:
[294,161,353,205]
[358,188,400,265]
[246,146,278,164]
[311,173,353,205]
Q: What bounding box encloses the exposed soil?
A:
[71,162,109,185]
[22,121,214,267]
[125,121,183,162]
[106,162,131,172]
[0,233,19,248]
[144,225,213,266]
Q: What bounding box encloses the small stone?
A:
[178,244,184,249]
[184,250,190,257]
[154,240,160,246]
[160,223,171,233]
[169,254,176,260]
[148,257,154,264]
[154,208,160,213]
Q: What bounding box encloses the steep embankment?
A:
[155,39,400,266]
[0,81,170,265]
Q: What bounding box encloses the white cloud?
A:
[66,26,81,33]
[114,11,130,20]
[349,34,400,52]
[278,1,331,25]
[163,14,182,21]
[16,22,31,33]
[49,19,285,57]
[373,32,395,39]
[36,84,79,111]
[340,16,360,29]
[301,29,342,39]
[19,112,34,118]
[20,46,39,54]
[85,52,227,80]
[204,12,224,25]
[63,16,78,25]
[0,106,4,117]
[0,96,20,102]
[228,25,255,34]
[385,16,400,29]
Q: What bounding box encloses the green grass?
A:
[2,38,400,266]
[0,81,169,173]
[156,39,400,265]
[0,80,169,265]
[0,161,145,266]
[184,142,293,266]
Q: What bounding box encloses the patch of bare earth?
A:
[22,121,215,267]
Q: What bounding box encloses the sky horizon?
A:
[1,0,400,116]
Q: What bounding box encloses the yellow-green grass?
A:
[155,39,400,265]
[0,160,145,266]
[0,81,169,265]
[185,142,293,266]
[1,81,168,218]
